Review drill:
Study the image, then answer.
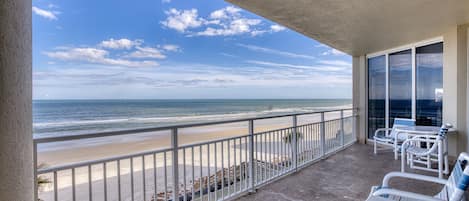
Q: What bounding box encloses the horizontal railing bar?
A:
[178,134,250,149]
[38,147,172,174]
[253,116,355,136]
[34,108,354,143]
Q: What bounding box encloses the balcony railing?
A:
[34,108,357,201]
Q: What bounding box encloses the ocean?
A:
[33,99,351,137]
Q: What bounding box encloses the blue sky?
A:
[32,0,352,99]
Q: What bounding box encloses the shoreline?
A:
[37,111,350,166]
[36,111,353,201]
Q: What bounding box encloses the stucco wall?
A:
[442,25,468,156]
[353,56,367,144]
[0,0,33,200]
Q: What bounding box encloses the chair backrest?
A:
[442,152,469,201]
[392,118,416,127]
[438,123,453,138]
[389,118,416,138]
[423,124,454,155]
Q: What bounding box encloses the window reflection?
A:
[368,55,386,138]
[416,42,443,126]
[389,49,412,127]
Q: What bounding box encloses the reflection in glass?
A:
[416,42,443,126]
[368,56,386,138]
[389,49,412,126]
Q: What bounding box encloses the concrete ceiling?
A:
[227,0,469,56]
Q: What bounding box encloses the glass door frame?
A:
[365,36,443,138]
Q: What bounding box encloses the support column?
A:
[0,0,33,200]
[353,55,367,144]
[443,25,468,156]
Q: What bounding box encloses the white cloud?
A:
[127,47,166,59]
[44,47,159,67]
[247,60,316,70]
[318,60,351,66]
[209,6,241,19]
[197,7,262,36]
[161,8,204,32]
[34,60,352,99]
[322,48,346,56]
[209,9,228,19]
[220,53,238,58]
[32,6,58,20]
[237,43,315,60]
[48,4,59,9]
[162,6,284,37]
[161,44,180,52]
[246,60,348,72]
[315,44,347,56]
[315,44,328,48]
[99,38,142,49]
[250,30,267,36]
[34,61,351,91]
[196,18,262,36]
[44,39,183,67]
[270,25,286,32]
[162,0,171,3]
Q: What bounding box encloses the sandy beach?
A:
[37,111,353,201]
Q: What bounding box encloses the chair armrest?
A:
[374,128,392,137]
[403,138,438,144]
[382,172,447,187]
[401,137,440,156]
[372,188,444,201]
[401,140,439,156]
[410,135,439,140]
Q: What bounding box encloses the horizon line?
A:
[33,98,353,101]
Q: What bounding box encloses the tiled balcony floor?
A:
[235,143,444,201]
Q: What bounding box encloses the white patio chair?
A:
[366,152,469,201]
[401,124,452,178]
[374,118,416,158]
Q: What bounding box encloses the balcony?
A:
[3,1,469,200]
[35,108,358,201]
[235,144,442,201]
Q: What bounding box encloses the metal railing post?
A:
[292,115,298,171]
[340,110,345,147]
[171,128,179,201]
[353,108,358,141]
[248,120,256,193]
[320,112,326,157]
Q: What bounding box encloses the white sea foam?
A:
[34,104,352,128]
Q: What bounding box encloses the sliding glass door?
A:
[368,56,386,137]
[367,40,443,138]
[388,49,412,127]
[416,42,443,126]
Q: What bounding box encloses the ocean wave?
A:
[34,104,353,129]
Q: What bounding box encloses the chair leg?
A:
[401,149,406,173]
[444,140,449,174]
[409,154,413,168]
[444,154,449,174]
[427,154,431,169]
[438,142,443,179]
[374,141,377,154]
